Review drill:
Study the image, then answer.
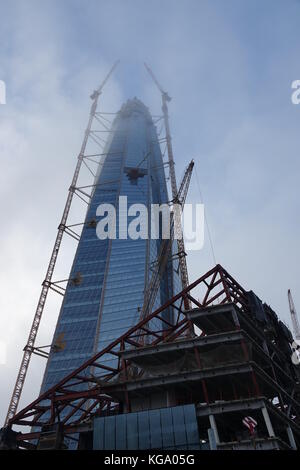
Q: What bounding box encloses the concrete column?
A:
[208,428,217,450]
[209,414,220,445]
[287,425,297,450]
[261,406,275,437]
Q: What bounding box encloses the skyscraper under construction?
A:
[4,66,300,452]
[40,97,182,394]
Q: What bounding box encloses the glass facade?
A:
[93,405,201,450]
[40,98,182,393]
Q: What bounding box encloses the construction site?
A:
[1,63,300,451]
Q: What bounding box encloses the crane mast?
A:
[140,160,194,321]
[288,289,300,340]
[4,62,119,426]
[144,64,191,309]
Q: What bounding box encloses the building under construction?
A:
[1,64,300,451]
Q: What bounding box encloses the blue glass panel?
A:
[183,404,201,450]
[126,413,138,450]
[160,408,175,449]
[104,415,116,450]
[138,410,150,449]
[115,413,127,450]
[149,408,162,449]
[93,416,105,450]
[172,405,187,447]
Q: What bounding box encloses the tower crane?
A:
[288,289,300,340]
[140,160,194,322]
[4,62,119,426]
[144,63,191,309]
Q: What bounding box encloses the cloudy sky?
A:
[0,0,300,425]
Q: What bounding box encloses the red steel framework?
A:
[8,264,250,444]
